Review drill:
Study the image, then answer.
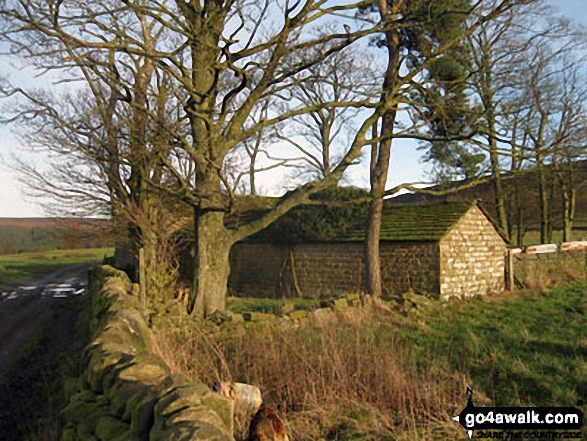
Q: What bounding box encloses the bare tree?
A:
[275,42,380,180]
[0,0,391,316]
[0,3,189,300]
[548,67,587,241]
[516,35,584,243]
[0,0,531,315]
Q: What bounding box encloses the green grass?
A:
[207,284,587,410]
[226,296,320,314]
[416,282,587,407]
[0,247,114,285]
[516,228,587,245]
[156,282,587,440]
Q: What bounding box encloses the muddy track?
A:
[0,263,95,376]
[0,263,98,440]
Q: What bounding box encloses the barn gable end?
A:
[439,205,507,299]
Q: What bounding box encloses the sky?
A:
[0,0,585,218]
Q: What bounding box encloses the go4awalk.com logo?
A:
[452,388,584,439]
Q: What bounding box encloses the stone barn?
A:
[228,200,508,300]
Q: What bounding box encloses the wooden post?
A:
[506,249,514,291]
[139,247,146,308]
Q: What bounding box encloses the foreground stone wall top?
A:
[61,265,234,441]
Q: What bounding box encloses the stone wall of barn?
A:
[228,241,440,299]
[228,243,290,298]
[439,205,506,299]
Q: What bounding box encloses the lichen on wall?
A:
[61,265,234,441]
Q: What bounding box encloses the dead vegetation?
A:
[154,306,472,440]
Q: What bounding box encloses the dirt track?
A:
[0,263,95,377]
[0,263,97,440]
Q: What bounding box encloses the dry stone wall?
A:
[513,250,587,288]
[61,265,234,441]
[439,206,506,299]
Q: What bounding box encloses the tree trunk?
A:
[562,188,576,242]
[490,148,509,240]
[364,0,399,298]
[547,172,554,243]
[249,157,257,196]
[189,208,233,318]
[480,44,509,240]
[515,180,525,245]
[365,196,384,297]
[537,158,549,244]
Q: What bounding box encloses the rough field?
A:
[155,283,587,440]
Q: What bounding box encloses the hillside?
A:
[0,218,113,254]
[391,161,587,243]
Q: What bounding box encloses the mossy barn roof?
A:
[247,199,488,243]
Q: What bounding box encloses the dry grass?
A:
[155,308,471,440]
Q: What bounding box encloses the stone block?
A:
[345,293,360,302]
[200,390,235,434]
[118,352,170,385]
[280,303,295,315]
[76,422,99,441]
[333,298,348,310]
[289,310,309,320]
[242,312,276,322]
[226,310,245,323]
[60,400,99,424]
[71,389,97,403]
[64,377,84,399]
[60,424,80,441]
[310,307,333,324]
[108,380,150,418]
[150,422,233,441]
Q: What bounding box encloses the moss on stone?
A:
[156,385,208,416]
[60,400,98,424]
[64,266,236,441]
[94,415,130,441]
[118,352,170,384]
[150,423,233,441]
[200,390,235,434]
[76,423,99,441]
[70,389,97,403]
[60,423,79,441]
[249,199,477,243]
